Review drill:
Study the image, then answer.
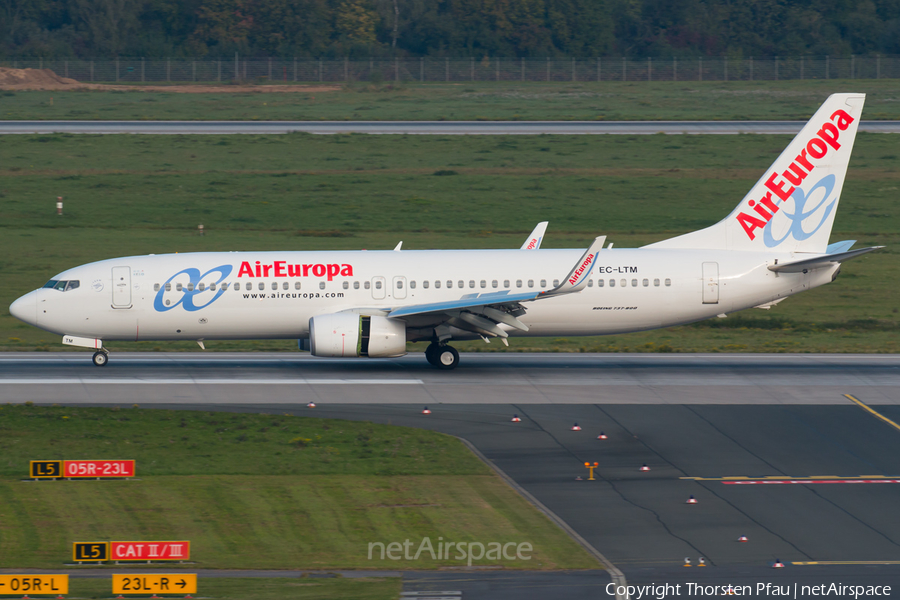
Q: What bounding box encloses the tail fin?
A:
[647,93,865,253]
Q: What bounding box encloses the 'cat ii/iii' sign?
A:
[111,541,191,561]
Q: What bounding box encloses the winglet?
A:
[542,236,605,297]
[521,222,549,250]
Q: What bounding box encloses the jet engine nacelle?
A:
[309,313,407,358]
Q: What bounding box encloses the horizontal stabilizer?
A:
[768,246,882,273]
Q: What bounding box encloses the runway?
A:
[1,120,899,135]
[2,352,898,405]
[8,352,900,597]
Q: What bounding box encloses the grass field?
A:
[0,405,597,573]
[1,131,897,353]
[1,80,900,121]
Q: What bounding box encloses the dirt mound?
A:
[0,67,340,92]
[0,67,83,90]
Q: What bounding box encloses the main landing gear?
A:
[92,350,109,367]
[425,343,459,370]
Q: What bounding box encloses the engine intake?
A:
[309,313,406,358]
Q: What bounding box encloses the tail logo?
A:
[763,175,836,248]
[735,109,854,242]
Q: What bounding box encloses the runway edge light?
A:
[738,535,749,542]
[686,495,698,504]
[511,414,521,422]
[571,423,581,431]
[597,432,608,440]
[640,463,650,472]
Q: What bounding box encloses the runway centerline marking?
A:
[0,378,423,385]
[845,393,900,433]
[793,561,900,565]
[682,475,900,484]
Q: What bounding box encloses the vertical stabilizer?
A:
[647,93,865,253]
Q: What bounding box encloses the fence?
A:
[3,56,899,83]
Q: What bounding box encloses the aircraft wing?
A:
[768,246,883,273]
[520,222,548,250]
[386,237,605,342]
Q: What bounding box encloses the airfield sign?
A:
[73,541,110,562]
[111,541,191,561]
[112,574,196,594]
[0,575,68,594]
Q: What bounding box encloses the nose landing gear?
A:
[425,343,459,370]
[92,350,109,367]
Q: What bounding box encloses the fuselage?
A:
[10,247,837,343]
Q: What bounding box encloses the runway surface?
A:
[2,120,899,135]
[3,352,899,404]
[8,352,900,597]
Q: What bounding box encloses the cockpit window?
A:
[44,279,80,292]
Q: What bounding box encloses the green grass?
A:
[1,132,897,353]
[2,80,900,121]
[0,405,598,571]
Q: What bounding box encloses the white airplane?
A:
[9,93,881,369]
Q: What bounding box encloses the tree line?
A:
[3,0,900,59]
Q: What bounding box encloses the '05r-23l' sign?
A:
[29,460,135,479]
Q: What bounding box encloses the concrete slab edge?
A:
[454,436,629,600]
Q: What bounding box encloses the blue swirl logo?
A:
[763,175,837,248]
[153,265,233,312]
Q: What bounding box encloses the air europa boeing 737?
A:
[9,93,881,369]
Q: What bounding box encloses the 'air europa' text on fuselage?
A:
[237,261,354,281]
[735,108,855,241]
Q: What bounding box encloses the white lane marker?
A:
[0,378,423,385]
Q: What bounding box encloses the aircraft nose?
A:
[9,291,37,325]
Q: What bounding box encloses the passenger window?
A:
[365,281,371,289]
[631,279,638,287]
[469,280,475,288]
[258,282,265,291]
[491,280,497,288]
[397,280,404,289]
[295,281,302,290]
[210,283,217,291]
[271,282,277,290]
[528,280,534,288]
[423,281,429,289]
[353,281,360,289]
[319,282,325,290]
[665,278,672,287]
[410,281,416,289]
[187,283,195,292]
[642,279,649,287]
[166,283,172,292]
[233,282,239,291]
[154,283,160,292]
[480,280,486,289]
[198,283,205,291]
[245,282,252,291]
[458,280,464,288]
[435,281,441,289]
[375,281,382,289]
[598,279,604,287]
[516,280,522,288]
[503,280,510,288]
[283,282,289,290]
[176,283,183,292]
[654,279,660,287]
[609,279,615,288]
[587,279,593,287]
[540,279,546,287]
[553,279,559,287]
[342,281,349,289]
[620,279,626,287]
